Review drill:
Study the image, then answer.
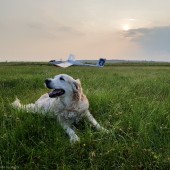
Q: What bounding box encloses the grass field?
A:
[0,63,170,169]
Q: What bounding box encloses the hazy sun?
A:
[122,24,130,31]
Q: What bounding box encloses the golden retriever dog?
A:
[12,74,107,143]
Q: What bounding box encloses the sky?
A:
[0,0,170,62]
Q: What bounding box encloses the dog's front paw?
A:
[70,134,80,144]
[11,98,21,108]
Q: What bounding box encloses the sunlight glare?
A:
[122,24,130,31]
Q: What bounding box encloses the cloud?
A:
[57,26,85,36]
[27,22,45,30]
[26,21,85,40]
[122,26,170,58]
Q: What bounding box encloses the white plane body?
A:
[49,54,106,68]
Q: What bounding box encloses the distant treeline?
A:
[0,61,170,67]
[0,62,49,66]
[105,62,170,67]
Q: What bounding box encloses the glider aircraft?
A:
[49,54,106,68]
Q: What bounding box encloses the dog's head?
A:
[45,74,82,100]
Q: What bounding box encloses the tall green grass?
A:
[0,63,170,169]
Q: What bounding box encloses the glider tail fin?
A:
[96,58,106,67]
[68,54,75,62]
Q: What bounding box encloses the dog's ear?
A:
[72,79,81,92]
[72,79,82,101]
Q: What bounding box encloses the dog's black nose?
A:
[45,79,51,85]
[45,79,52,89]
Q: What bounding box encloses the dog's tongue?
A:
[48,89,65,98]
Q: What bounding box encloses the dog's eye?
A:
[60,77,65,81]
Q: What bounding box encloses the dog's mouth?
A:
[48,89,65,98]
